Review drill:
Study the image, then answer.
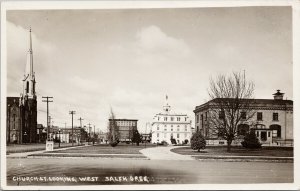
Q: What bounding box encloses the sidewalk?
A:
[140,146,194,160]
[6,144,90,158]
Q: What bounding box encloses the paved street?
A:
[7,157,293,185]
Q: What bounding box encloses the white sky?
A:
[6,7,293,133]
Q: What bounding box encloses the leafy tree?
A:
[132,129,142,146]
[191,132,206,152]
[241,130,262,149]
[107,109,119,147]
[207,71,255,152]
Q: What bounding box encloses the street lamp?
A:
[58,129,61,148]
[24,131,27,144]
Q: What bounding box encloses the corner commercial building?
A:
[193,90,293,146]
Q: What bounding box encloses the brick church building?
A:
[6,28,37,144]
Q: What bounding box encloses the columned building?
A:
[151,96,192,144]
[194,90,293,146]
[7,28,37,144]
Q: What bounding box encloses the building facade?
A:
[108,119,138,142]
[194,90,293,146]
[151,96,192,144]
[6,28,37,144]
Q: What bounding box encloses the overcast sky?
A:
[6,7,292,133]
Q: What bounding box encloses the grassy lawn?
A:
[6,143,84,154]
[171,146,293,157]
[49,143,156,154]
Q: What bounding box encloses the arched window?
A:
[26,81,29,93]
[270,125,281,138]
[237,124,250,136]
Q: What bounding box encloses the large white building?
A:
[151,96,192,144]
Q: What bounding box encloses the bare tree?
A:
[107,108,119,146]
[208,71,255,152]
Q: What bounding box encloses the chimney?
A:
[273,90,284,100]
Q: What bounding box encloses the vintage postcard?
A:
[1,1,300,190]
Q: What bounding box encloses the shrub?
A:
[241,130,262,149]
[158,140,168,146]
[191,132,206,152]
[110,141,118,147]
[184,139,189,144]
[170,138,177,145]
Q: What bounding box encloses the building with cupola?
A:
[151,96,192,144]
[6,28,37,144]
[194,90,293,146]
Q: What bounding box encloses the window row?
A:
[157,116,188,122]
[156,133,189,139]
[116,121,136,126]
[156,125,188,131]
[218,111,279,121]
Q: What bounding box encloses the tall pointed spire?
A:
[22,27,36,99]
[29,26,33,77]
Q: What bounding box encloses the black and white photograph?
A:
[1,1,299,190]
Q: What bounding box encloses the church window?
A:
[177,133,180,138]
[196,114,199,123]
[185,125,187,131]
[158,117,160,121]
[26,81,29,93]
[13,114,16,130]
[171,117,174,121]
[177,117,180,121]
[157,133,159,137]
[164,117,167,121]
[157,126,159,130]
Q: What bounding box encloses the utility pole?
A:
[42,96,53,141]
[88,123,91,135]
[69,111,76,146]
[94,125,95,137]
[78,117,84,128]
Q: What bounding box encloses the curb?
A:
[191,156,293,163]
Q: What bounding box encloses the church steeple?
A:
[22,27,36,99]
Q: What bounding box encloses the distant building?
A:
[108,119,138,142]
[151,96,192,144]
[37,124,47,143]
[51,126,87,143]
[6,28,37,144]
[193,90,293,146]
[141,133,151,143]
